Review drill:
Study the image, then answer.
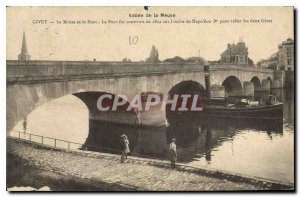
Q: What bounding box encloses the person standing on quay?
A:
[120,134,130,163]
[124,135,130,159]
[170,138,177,168]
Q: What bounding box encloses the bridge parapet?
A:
[7,60,274,85]
[7,60,203,84]
[210,64,274,74]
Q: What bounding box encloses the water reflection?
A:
[205,128,212,162]
[166,116,285,162]
[165,89,294,183]
[82,120,139,154]
[283,89,294,125]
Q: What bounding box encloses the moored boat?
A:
[203,99,283,120]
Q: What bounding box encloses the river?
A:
[11,89,294,184]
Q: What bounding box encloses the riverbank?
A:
[7,138,294,191]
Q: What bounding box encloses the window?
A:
[287,47,291,51]
[287,59,292,65]
[287,52,291,57]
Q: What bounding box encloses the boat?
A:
[203,96,283,120]
[202,65,283,120]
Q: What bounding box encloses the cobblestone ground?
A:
[8,139,265,191]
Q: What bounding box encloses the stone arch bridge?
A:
[7,60,281,153]
[7,60,279,132]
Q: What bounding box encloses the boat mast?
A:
[204,65,211,100]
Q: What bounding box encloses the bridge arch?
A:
[10,91,140,153]
[222,76,243,96]
[168,80,206,96]
[250,76,261,90]
[11,94,89,142]
[166,80,206,139]
[167,80,206,114]
[6,77,142,134]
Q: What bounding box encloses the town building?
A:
[220,38,249,66]
[18,32,31,61]
[278,38,294,71]
[258,38,294,71]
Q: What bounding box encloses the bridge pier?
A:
[134,92,168,157]
[273,70,285,89]
[273,80,281,89]
[261,79,271,93]
[243,81,254,98]
[210,85,225,98]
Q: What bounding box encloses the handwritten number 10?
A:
[129,36,139,45]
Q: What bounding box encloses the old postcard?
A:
[6,6,294,191]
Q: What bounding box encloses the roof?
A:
[221,42,248,56]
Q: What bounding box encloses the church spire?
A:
[18,31,31,60]
[21,32,28,54]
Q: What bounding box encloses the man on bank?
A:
[120,134,130,163]
[170,138,177,168]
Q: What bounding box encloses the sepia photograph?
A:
[6,6,295,191]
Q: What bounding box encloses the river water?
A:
[11,89,294,184]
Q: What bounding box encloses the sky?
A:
[6,7,294,63]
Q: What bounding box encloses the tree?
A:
[163,56,185,63]
[122,58,131,63]
[146,45,160,63]
[248,57,254,67]
[185,56,205,65]
[257,59,264,68]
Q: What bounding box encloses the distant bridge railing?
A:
[209,64,273,74]
[9,130,83,150]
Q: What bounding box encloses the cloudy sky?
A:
[7,7,293,63]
